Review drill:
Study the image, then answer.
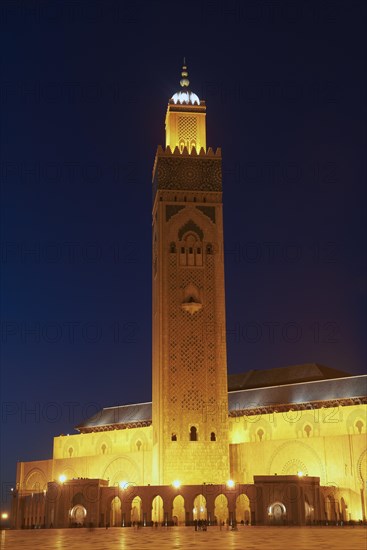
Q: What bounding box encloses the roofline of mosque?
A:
[76,394,367,433]
[227,373,367,395]
[102,400,152,410]
[75,374,367,433]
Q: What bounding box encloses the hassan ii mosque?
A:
[11,64,367,529]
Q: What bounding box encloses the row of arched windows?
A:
[171,428,216,442]
[160,196,208,202]
[170,241,213,267]
[170,242,213,254]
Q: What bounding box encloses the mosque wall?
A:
[229,404,367,521]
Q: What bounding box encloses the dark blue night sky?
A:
[1,0,366,508]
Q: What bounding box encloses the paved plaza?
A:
[1,526,366,550]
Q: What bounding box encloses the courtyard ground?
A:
[1,525,366,550]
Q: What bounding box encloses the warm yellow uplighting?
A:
[59,474,66,483]
[1,513,9,519]
[119,481,128,489]
[297,471,304,477]
[164,65,207,153]
[227,479,235,488]
[172,480,181,488]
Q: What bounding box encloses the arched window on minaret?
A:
[190,426,198,441]
[171,433,177,441]
[178,224,204,267]
[210,432,216,441]
[196,245,202,266]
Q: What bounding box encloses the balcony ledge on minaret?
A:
[181,299,203,314]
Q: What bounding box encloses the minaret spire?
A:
[180,59,189,88]
[166,61,205,151]
[171,59,200,106]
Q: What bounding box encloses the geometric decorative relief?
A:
[196,205,216,223]
[178,219,204,241]
[355,420,364,434]
[281,459,308,476]
[180,267,203,290]
[24,468,47,491]
[180,333,204,375]
[304,424,312,438]
[96,434,113,455]
[166,226,219,420]
[166,204,185,221]
[101,456,140,487]
[156,157,222,192]
[293,413,320,438]
[267,440,326,483]
[357,449,367,485]
[168,255,179,414]
[346,408,366,434]
[181,387,205,412]
[63,438,80,458]
[248,416,274,442]
[205,255,216,387]
[178,116,197,144]
[130,432,149,452]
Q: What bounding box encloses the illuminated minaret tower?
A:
[152,63,229,485]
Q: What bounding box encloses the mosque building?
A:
[11,64,367,528]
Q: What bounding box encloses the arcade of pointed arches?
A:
[102,491,252,527]
[18,482,353,528]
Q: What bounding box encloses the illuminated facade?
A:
[12,65,367,528]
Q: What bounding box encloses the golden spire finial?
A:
[180,58,189,88]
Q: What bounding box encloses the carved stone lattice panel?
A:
[155,157,222,191]
[168,255,179,406]
[179,268,203,290]
[180,334,204,375]
[181,387,205,411]
[205,255,217,393]
[178,116,197,143]
[166,233,222,434]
